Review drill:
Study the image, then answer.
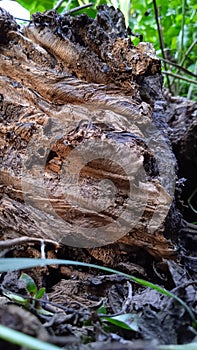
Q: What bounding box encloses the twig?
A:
[122,281,133,312]
[0,236,59,249]
[181,220,197,235]
[162,71,197,85]
[186,222,197,230]
[180,228,197,235]
[160,58,197,78]
[187,62,197,99]
[53,0,65,11]
[152,0,171,93]
[64,0,72,12]
[152,261,167,281]
[188,187,197,214]
[15,17,31,22]
[38,296,87,314]
[63,3,93,15]
[180,39,197,67]
[180,0,186,63]
[170,39,197,88]
[53,0,93,13]
[41,298,123,318]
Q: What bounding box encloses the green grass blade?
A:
[158,342,197,350]
[0,325,62,350]
[0,258,196,328]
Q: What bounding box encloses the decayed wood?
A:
[167,96,197,169]
[0,6,179,262]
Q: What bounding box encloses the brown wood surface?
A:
[0,6,187,263]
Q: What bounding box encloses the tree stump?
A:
[0,5,184,265]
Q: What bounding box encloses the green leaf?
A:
[103,317,132,330]
[97,304,107,315]
[36,287,46,299]
[19,273,37,296]
[103,313,139,331]
[17,0,56,15]
[3,291,29,307]
[37,307,54,316]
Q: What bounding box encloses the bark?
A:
[0,5,190,265]
[168,97,196,166]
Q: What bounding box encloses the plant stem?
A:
[54,1,93,14]
[187,62,197,99]
[180,0,186,63]
[15,17,31,22]
[53,0,65,11]
[160,58,197,78]
[63,3,93,15]
[0,236,59,249]
[159,343,197,350]
[152,0,171,92]
[162,71,197,85]
[170,39,197,88]
[188,187,197,213]
[180,39,197,66]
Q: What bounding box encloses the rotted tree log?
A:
[0,5,185,266]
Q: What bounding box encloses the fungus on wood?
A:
[0,5,186,265]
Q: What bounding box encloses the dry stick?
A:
[4,290,86,316]
[180,228,197,235]
[182,220,197,231]
[53,1,93,13]
[63,0,72,12]
[162,71,197,85]
[160,58,197,78]
[152,0,171,93]
[122,281,133,313]
[63,3,93,15]
[186,222,197,230]
[53,0,66,11]
[0,237,59,249]
[28,295,124,318]
[15,17,31,22]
